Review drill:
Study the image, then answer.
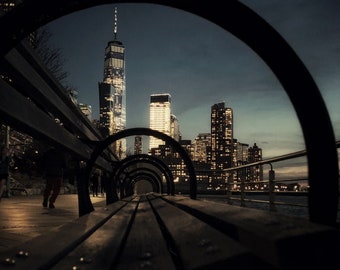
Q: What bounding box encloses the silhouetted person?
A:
[101,172,108,196]
[90,169,100,197]
[0,146,13,201]
[41,147,66,209]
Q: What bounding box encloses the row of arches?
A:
[78,127,196,215]
[0,0,338,226]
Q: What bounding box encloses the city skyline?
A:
[45,1,340,176]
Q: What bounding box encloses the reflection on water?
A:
[197,194,340,222]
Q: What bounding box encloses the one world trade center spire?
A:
[98,7,126,158]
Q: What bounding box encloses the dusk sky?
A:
[45,1,340,177]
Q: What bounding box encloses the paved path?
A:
[0,194,106,252]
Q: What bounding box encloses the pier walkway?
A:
[0,193,339,269]
[0,194,106,253]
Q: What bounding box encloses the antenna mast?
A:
[114,7,118,40]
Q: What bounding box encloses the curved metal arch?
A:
[120,166,165,196]
[130,175,158,193]
[102,154,174,206]
[117,159,170,195]
[117,167,164,198]
[125,171,161,197]
[1,1,337,225]
[86,128,196,199]
[113,154,174,195]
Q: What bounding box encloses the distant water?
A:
[196,193,340,223]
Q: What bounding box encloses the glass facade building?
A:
[134,135,143,155]
[193,133,211,163]
[98,82,114,137]
[99,7,126,158]
[211,102,234,184]
[79,103,92,121]
[248,143,263,183]
[149,93,171,150]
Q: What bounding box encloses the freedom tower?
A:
[98,7,126,158]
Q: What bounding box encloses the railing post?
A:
[226,172,233,205]
[268,164,276,212]
[240,175,246,207]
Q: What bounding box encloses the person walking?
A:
[90,169,100,197]
[100,172,108,196]
[41,146,66,209]
[0,146,12,201]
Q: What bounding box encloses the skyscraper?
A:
[193,133,211,163]
[79,103,92,121]
[248,143,263,182]
[99,7,126,158]
[210,102,234,184]
[234,139,249,185]
[170,114,180,141]
[134,135,142,155]
[149,93,171,150]
[98,82,114,136]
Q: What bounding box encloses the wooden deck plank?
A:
[149,196,267,269]
[0,195,106,253]
[0,200,127,270]
[2,194,337,269]
[51,199,139,270]
[115,197,177,270]
[161,195,340,269]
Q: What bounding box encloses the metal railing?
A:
[207,141,340,220]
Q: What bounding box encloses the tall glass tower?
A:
[210,102,234,185]
[99,7,126,158]
[149,93,171,150]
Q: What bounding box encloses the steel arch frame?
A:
[124,171,162,197]
[0,0,337,225]
[115,163,165,197]
[112,154,174,196]
[86,128,196,201]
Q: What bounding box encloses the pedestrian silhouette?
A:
[101,172,108,196]
[41,147,66,208]
[0,146,12,201]
[90,169,100,197]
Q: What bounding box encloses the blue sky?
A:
[46,1,340,176]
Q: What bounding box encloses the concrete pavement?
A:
[0,194,106,253]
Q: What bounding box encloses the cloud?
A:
[274,166,308,181]
[266,156,308,180]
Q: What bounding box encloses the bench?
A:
[0,2,339,269]
[0,194,339,269]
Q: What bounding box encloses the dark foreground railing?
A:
[218,143,340,222]
[199,191,340,224]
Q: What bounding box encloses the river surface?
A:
[195,193,340,223]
